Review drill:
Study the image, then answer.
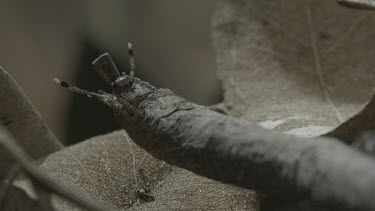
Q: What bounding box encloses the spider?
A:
[92,42,135,92]
[136,187,155,203]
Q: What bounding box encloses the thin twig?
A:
[0,125,112,211]
[0,68,62,179]
[0,164,21,209]
[337,0,375,10]
[32,180,54,211]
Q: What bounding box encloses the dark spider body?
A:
[136,188,155,203]
[112,71,134,88]
[92,43,136,93]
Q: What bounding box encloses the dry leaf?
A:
[31,130,259,211]
[0,68,62,179]
[212,0,375,137]
[135,168,257,211]
[35,130,170,210]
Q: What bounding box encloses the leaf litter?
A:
[212,0,375,137]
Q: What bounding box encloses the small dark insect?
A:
[136,188,155,203]
[92,42,135,92]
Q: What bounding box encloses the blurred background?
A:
[0,0,221,144]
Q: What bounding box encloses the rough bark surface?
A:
[84,78,375,211]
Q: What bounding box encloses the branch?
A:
[57,77,375,211]
[337,0,375,10]
[0,164,20,209]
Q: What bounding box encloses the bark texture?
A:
[91,78,375,211]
